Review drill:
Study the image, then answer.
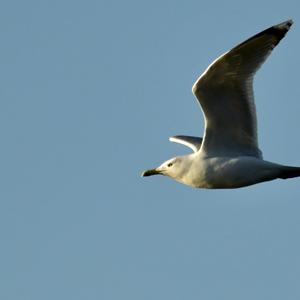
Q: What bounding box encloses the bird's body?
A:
[171,154,295,189]
[142,19,300,189]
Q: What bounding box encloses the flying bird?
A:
[142,20,300,189]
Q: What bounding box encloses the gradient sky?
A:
[1,0,300,299]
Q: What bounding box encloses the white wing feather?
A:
[169,135,203,153]
[192,20,293,158]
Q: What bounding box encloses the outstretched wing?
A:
[192,20,293,158]
[169,135,203,152]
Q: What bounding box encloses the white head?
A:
[142,155,192,183]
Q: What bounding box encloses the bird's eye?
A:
[167,162,173,167]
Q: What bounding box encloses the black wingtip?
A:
[271,19,293,45]
[277,19,293,28]
[234,19,293,50]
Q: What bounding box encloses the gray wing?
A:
[169,135,203,152]
[192,20,293,158]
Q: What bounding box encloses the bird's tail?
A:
[279,166,300,179]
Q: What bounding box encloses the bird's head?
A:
[142,156,190,181]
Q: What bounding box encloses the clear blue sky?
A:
[1,0,300,299]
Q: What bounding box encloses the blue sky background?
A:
[1,0,300,299]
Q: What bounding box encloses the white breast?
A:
[186,156,281,189]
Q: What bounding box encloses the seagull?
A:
[142,19,300,189]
